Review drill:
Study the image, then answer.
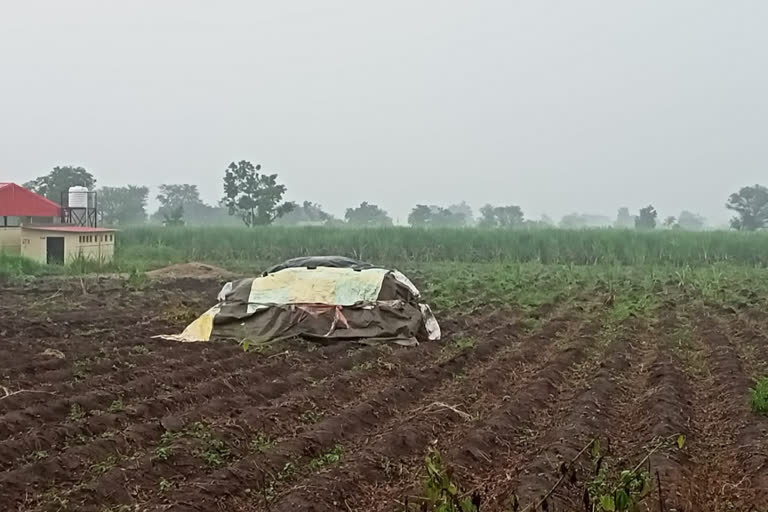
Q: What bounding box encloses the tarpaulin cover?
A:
[159,262,440,346]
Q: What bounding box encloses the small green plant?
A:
[153,445,174,461]
[403,449,478,512]
[196,437,231,467]
[72,359,90,381]
[108,399,125,413]
[452,337,476,352]
[68,403,85,421]
[153,429,182,461]
[248,432,274,453]
[159,478,172,493]
[126,268,148,290]
[751,377,768,414]
[31,450,48,461]
[309,444,343,470]
[277,461,296,480]
[89,455,119,475]
[300,408,321,425]
[130,344,150,355]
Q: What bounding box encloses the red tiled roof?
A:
[0,183,61,217]
[21,225,116,233]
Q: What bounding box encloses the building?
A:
[0,183,116,264]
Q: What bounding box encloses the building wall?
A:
[20,230,47,263]
[68,233,115,263]
[0,227,21,254]
[19,229,115,264]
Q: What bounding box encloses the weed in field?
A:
[72,359,90,381]
[196,438,231,467]
[130,344,150,355]
[441,336,476,359]
[68,403,85,421]
[89,455,119,475]
[309,444,343,470]
[27,450,48,462]
[153,430,182,461]
[248,432,274,453]
[108,399,125,413]
[300,408,321,425]
[153,445,173,461]
[402,449,478,512]
[125,268,148,290]
[158,478,172,493]
[278,461,296,480]
[751,377,768,414]
[184,422,232,466]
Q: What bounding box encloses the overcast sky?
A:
[1,1,766,225]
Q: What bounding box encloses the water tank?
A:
[68,186,89,209]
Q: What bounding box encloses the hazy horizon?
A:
[2,1,766,226]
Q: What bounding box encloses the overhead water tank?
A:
[68,186,89,209]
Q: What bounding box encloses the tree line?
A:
[21,163,768,231]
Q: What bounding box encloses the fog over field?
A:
[1,1,766,224]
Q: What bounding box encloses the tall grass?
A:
[116,226,768,268]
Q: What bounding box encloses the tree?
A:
[663,216,677,228]
[222,161,295,226]
[615,207,634,229]
[447,202,474,225]
[153,184,212,225]
[478,204,524,228]
[726,184,768,231]
[345,202,392,226]
[276,201,335,226]
[98,185,149,226]
[24,166,96,202]
[407,205,466,228]
[162,206,185,226]
[635,205,658,230]
[408,205,433,227]
[677,211,706,231]
[157,184,203,210]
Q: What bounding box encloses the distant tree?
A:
[635,205,658,230]
[408,205,467,228]
[539,214,555,226]
[408,205,433,227]
[615,207,634,229]
[276,201,335,225]
[345,202,392,226]
[677,211,706,231]
[153,184,204,223]
[24,166,96,202]
[663,216,677,228]
[478,204,524,228]
[446,201,474,225]
[222,161,295,227]
[162,205,185,226]
[98,185,149,226]
[726,184,768,231]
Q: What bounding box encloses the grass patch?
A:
[751,377,768,414]
[248,432,275,453]
[309,444,343,470]
[108,399,125,413]
[68,403,85,421]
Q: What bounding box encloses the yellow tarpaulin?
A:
[247,267,389,306]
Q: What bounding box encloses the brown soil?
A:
[0,280,766,512]
[146,262,239,280]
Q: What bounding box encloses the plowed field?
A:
[1,267,767,512]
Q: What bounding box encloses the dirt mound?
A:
[146,262,238,280]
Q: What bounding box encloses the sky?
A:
[1,1,766,226]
